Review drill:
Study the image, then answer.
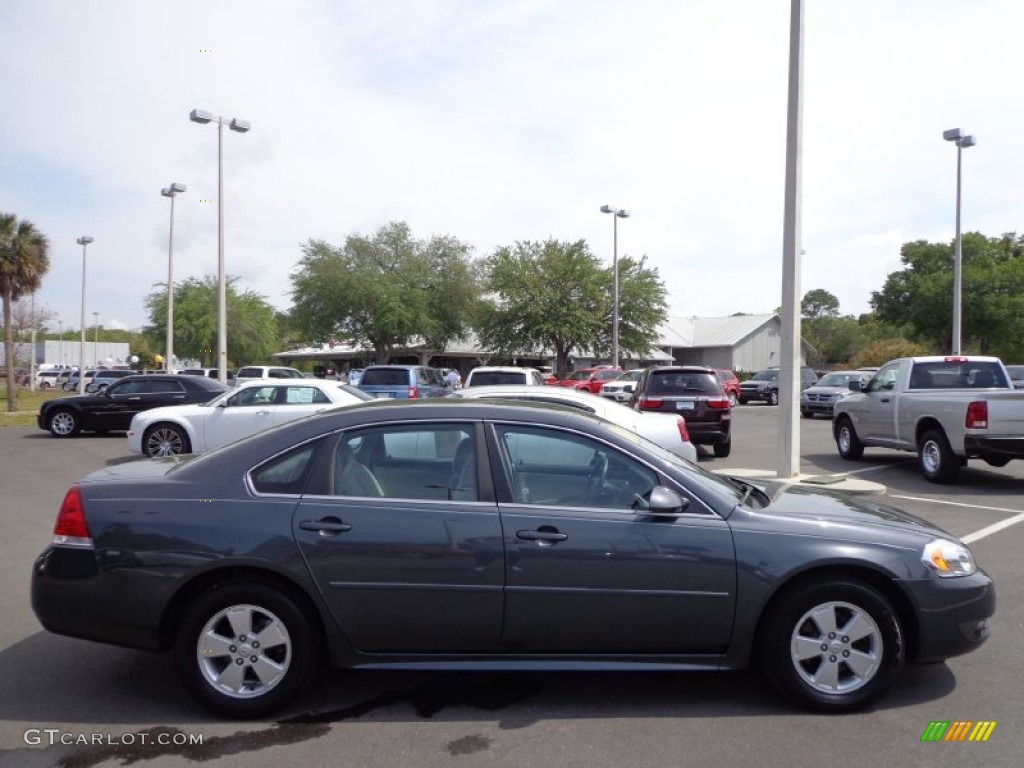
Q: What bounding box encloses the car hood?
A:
[133,403,212,423]
[802,385,853,396]
[752,482,953,541]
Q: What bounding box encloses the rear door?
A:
[292,422,505,652]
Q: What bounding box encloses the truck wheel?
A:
[713,436,732,458]
[835,417,863,460]
[918,429,961,483]
[768,390,779,406]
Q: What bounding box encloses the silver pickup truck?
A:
[832,355,1024,482]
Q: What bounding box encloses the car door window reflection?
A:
[229,386,277,406]
[331,425,477,501]
[495,425,658,509]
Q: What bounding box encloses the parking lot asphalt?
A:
[0,406,1021,768]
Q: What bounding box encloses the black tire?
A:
[175,581,318,719]
[759,580,904,713]
[47,409,80,438]
[39,381,51,390]
[713,436,732,458]
[738,396,748,405]
[835,417,864,460]
[768,389,779,406]
[917,428,960,483]
[800,409,812,419]
[143,423,191,457]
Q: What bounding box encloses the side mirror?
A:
[849,379,863,392]
[645,486,690,516]
[623,383,635,393]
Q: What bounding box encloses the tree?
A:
[801,288,840,320]
[0,214,50,411]
[477,239,668,377]
[144,276,280,367]
[871,233,1024,356]
[289,222,479,363]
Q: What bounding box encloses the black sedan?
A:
[32,400,994,718]
[37,374,228,438]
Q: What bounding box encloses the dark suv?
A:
[738,366,819,405]
[629,366,732,457]
[358,365,449,399]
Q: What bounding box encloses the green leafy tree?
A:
[477,239,668,376]
[144,276,280,367]
[289,221,478,362]
[0,214,50,411]
[871,233,1024,355]
[801,288,840,320]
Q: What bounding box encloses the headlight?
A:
[922,539,977,577]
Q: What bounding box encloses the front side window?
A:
[494,425,659,510]
[868,363,899,392]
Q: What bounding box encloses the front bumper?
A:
[903,568,995,663]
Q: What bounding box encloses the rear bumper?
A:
[964,435,1024,459]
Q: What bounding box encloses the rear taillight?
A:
[966,401,988,429]
[706,396,731,410]
[409,386,419,399]
[639,398,662,409]
[53,487,93,548]
[676,417,690,443]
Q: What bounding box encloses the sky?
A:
[3,0,1023,335]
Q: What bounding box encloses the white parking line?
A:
[888,494,1024,544]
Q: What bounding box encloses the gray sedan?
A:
[31,399,994,719]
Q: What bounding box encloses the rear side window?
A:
[470,371,527,386]
[361,368,411,386]
[237,367,262,378]
[250,440,323,495]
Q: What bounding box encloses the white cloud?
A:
[3,0,1022,335]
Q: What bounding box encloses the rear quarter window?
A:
[361,368,411,386]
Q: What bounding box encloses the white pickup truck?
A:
[832,355,1024,482]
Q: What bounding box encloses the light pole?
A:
[161,182,187,373]
[190,108,251,384]
[77,236,93,394]
[943,127,975,355]
[57,320,62,365]
[93,312,100,368]
[600,205,630,369]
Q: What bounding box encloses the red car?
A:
[558,367,624,394]
[716,369,741,406]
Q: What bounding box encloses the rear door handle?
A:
[299,518,352,535]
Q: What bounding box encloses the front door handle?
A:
[299,517,352,535]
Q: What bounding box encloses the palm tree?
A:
[0,213,51,412]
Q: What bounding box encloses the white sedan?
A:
[127,379,374,457]
[452,384,698,463]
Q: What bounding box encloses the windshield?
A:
[818,372,859,387]
[751,370,779,381]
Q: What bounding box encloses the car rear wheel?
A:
[918,428,961,483]
[175,581,317,718]
[143,424,191,457]
[760,580,904,712]
[727,392,738,407]
[835,417,863,460]
[713,436,732,458]
[47,409,80,438]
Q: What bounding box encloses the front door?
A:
[490,423,737,654]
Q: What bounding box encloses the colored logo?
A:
[921,721,997,742]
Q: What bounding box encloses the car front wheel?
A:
[768,389,779,406]
[760,580,904,712]
[143,424,191,457]
[47,409,80,438]
[175,581,318,718]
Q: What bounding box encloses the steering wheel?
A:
[584,451,609,500]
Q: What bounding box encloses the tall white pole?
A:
[952,144,963,355]
[777,0,804,479]
[77,238,90,394]
[612,214,619,369]
[217,117,228,384]
[167,191,177,372]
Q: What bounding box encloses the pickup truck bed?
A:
[832,355,1024,482]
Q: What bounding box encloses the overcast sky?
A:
[3,0,1022,334]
